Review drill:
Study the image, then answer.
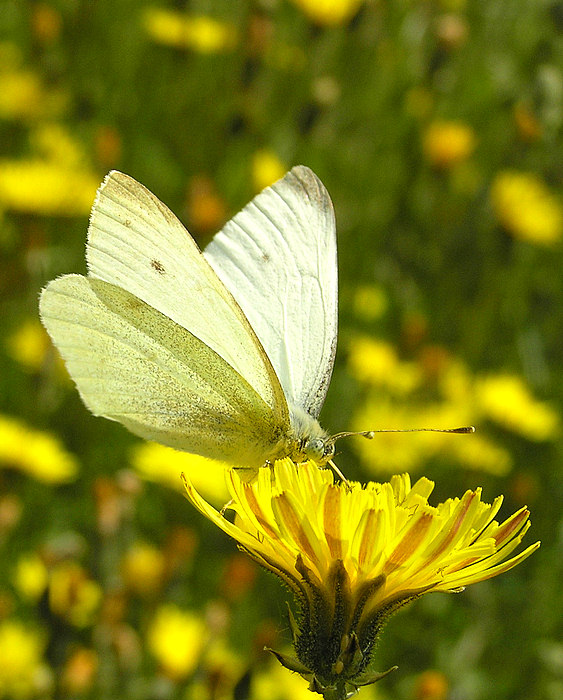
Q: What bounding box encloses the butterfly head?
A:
[302,436,335,464]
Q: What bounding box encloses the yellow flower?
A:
[252,658,324,700]
[6,319,50,371]
[131,442,229,506]
[49,562,102,627]
[0,69,43,120]
[447,432,512,476]
[31,123,89,169]
[13,553,48,601]
[475,374,559,441]
[423,120,476,169]
[491,171,563,245]
[0,51,67,120]
[183,460,539,696]
[252,150,288,192]
[351,401,475,474]
[122,542,165,596]
[0,414,78,483]
[144,9,237,53]
[352,285,388,322]
[0,620,47,698]
[147,605,206,680]
[348,337,421,394]
[0,160,98,216]
[288,0,365,26]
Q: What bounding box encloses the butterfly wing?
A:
[203,166,337,419]
[39,275,288,467]
[85,171,288,425]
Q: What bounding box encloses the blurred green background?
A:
[0,1,562,698]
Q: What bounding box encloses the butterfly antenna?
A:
[325,426,475,485]
[329,426,475,443]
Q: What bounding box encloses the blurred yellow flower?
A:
[0,46,67,121]
[6,319,50,371]
[148,605,206,680]
[252,659,320,700]
[184,460,538,696]
[0,620,47,699]
[13,553,48,602]
[144,9,237,53]
[0,160,98,216]
[423,120,476,168]
[61,648,98,695]
[49,561,102,628]
[122,542,165,597]
[352,401,474,474]
[187,174,226,233]
[31,3,63,45]
[447,432,512,476]
[352,284,388,321]
[435,13,469,50]
[288,0,365,26]
[475,374,559,441]
[131,442,229,506]
[349,336,557,476]
[348,337,421,395]
[32,123,89,169]
[252,150,287,192]
[491,171,563,245]
[0,414,78,483]
[415,669,449,700]
[0,69,43,120]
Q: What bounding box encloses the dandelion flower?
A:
[0,620,47,698]
[183,460,539,698]
[288,0,365,26]
[0,415,78,483]
[423,121,476,169]
[147,605,206,680]
[144,9,236,53]
[252,150,288,192]
[491,171,563,245]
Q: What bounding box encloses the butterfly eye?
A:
[304,437,332,464]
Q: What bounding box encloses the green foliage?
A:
[0,1,561,699]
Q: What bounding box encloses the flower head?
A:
[288,0,365,26]
[143,9,237,53]
[0,620,47,698]
[183,460,539,697]
[147,605,206,680]
[491,171,563,245]
[423,120,476,169]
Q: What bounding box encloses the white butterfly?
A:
[39,166,341,472]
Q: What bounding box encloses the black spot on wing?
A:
[151,259,166,274]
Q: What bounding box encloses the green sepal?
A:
[265,647,313,676]
[353,665,398,687]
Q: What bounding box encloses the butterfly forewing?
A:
[86,171,288,424]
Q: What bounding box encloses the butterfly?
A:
[39,166,346,474]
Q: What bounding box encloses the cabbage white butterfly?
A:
[39,166,343,472]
